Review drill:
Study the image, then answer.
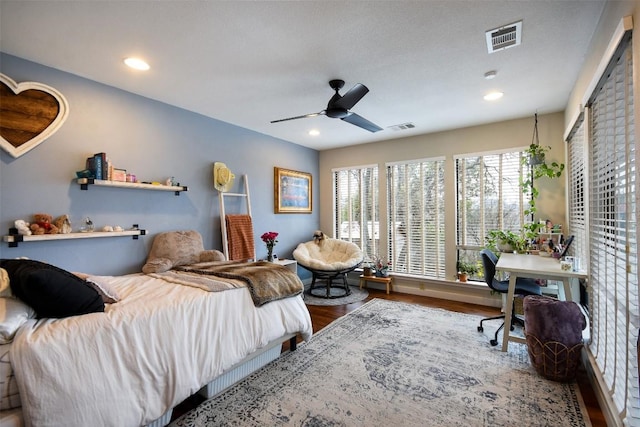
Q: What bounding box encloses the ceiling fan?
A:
[270,79,383,133]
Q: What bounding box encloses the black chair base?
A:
[307,270,352,299]
[478,313,524,346]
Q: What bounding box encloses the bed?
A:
[0,230,312,427]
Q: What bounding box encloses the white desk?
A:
[495,253,587,352]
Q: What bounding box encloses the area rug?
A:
[170,299,591,427]
[303,284,369,306]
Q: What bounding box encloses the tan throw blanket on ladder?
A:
[225,214,255,261]
[173,261,303,306]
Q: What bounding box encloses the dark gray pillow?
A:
[0,259,104,318]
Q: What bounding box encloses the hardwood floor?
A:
[174,288,606,425]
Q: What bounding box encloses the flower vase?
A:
[267,249,274,262]
[376,269,389,278]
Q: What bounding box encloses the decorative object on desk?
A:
[13,219,32,236]
[274,167,312,214]
[213,162,235,192]
[457,260,478,282]
[102,225,114,232]
[30,213,59,235]
[485,230,527,253]
[260,231,278,262]
[560,260,572,271]
[172,299,590,427]
[0,73,69,159]
[54,214,72,234]
[113,225,124,232]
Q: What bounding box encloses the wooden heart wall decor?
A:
[0,73,69,158]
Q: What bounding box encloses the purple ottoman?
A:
[523,295,587,382]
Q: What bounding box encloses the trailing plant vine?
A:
[519,114,565,241]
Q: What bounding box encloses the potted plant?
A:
[519,117,565,241]
[457,260,479,282]
[485,230,528,254]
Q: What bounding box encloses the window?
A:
[455,149,528,270]
[585,31,638,425]
[333,165,379,259]
[386,158,445,279]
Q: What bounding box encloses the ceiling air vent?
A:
[388,122,416,131]
[486,20,522,53]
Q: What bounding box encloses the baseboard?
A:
[581,348,623,426]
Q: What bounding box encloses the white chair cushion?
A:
[293,239,363,271]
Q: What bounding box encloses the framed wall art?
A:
[274,167,312,214]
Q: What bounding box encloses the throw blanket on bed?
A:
[225,214,255,260]
[169,261,303,306]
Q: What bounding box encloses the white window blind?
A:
[587,35,638,425]
[387,158,445,279]
[455,150,527,255]
[333,165,379,259]
[566,115,588,266]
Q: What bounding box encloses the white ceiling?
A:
[0,1,605,151]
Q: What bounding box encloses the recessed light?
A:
[309,129,320,136]
[124,57,150,71]
[484,91,503,101]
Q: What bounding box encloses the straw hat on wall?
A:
[213,162,235,192]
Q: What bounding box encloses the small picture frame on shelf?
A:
[274,167,312,214]
[112,168,127,182]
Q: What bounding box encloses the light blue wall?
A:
[0,54,319,276]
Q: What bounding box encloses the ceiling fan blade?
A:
[334,83,369,110]
[342,112,383,133]
[270,111,323,124]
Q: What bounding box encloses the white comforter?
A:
[10,273,312,427]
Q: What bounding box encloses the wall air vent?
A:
[388,122,416,131]
[486,20,522,53]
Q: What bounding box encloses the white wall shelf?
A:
[4,227,146,247]
[77,178,188,195]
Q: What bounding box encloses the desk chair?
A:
[477,249,542,346]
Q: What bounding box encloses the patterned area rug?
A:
[171,299,591,427]
[303,284,369,306]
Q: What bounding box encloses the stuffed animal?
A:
[14,219,32,236]
[30,213,59,235]
[54,214,72,234]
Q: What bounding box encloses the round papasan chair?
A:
[293,235,363,299]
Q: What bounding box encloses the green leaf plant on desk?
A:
[519,114,565,243]
[485,230,528,254]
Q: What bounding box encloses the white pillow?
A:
[0,268,11,297]
[0,297,35,344]
[84,276,121,304]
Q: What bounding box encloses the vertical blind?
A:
[333,165,379,259]
[566,116,588,266]
[386,158,446,279]
[586,35,638,425]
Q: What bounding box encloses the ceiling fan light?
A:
[484,91,503,101]
[124,57,150,71]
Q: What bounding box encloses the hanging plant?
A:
[519,114,565,241]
